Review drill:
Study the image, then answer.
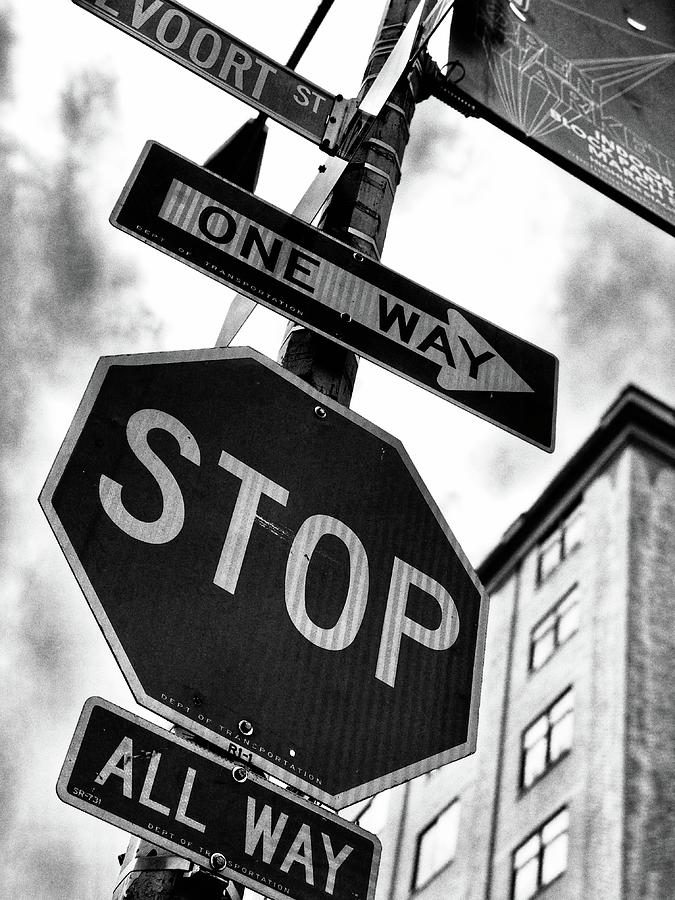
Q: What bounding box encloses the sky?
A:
[1,0,673,897]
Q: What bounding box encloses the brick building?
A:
[345,384,674,900]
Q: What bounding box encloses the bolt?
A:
[353,251,364,263]
[210,852,227,871]
[340,312,352,322]
[238,719,253,736]
[232,766,248,783]
[314,406,327,420]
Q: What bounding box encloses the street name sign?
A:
[112,141,558,451]
[447,0,675,236]
[41,348,489,807]
[72,0,336,146]
[59,698,380,900]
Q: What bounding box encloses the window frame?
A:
[412,797,461,891]
[520,687,574,791]
[529,583,580,672]
[511,806,570,900]
[535,502,584,585]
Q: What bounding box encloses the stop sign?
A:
[41,347,488,807]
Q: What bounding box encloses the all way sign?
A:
[59,698,381,900]
[112,141,558,451]
[72,0,336,146]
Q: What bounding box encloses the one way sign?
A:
[112,141,558,450]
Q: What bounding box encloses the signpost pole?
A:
[111,2,431,897]
[279,0,432,407]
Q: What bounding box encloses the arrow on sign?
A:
[357,301,532,394]
[112,141,558,450]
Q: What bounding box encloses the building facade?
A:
[349,385,674,900]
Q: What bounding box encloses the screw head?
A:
[210,852,227,871]
[232,766,248,783]
[238,719,253,736]
[314,406,327,420]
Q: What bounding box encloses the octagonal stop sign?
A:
[41,347,489,808]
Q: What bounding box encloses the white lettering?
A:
[312,92,326,114]
[139,752,170,816]
[99,408,200,544]
[156,9,190,50]
[252,59,277,100]
[322,833,353,896]
[285,514,369,651]
[95,736,134,798]
[244,798,288,862]
[94,0,119,16]
[188,27,222,69]
[131,0,163,30]
[294,84,311,107]
[219,44,253,89]
[376,557,460,688]
[213,452,289,594]
[280,822,314,885]
[175,768,206,833]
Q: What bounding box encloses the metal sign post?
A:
[47,3,498,898]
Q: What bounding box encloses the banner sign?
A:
[448,0,675,236]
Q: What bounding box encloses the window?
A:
[530,584,580,671]
[521,688,574,789]
[413,799,460,890]
[536,504,584,583]
[512,807,569,900]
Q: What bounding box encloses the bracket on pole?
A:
[427,60,479,117]
[115,855,199,887]
[321,95,361,154]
